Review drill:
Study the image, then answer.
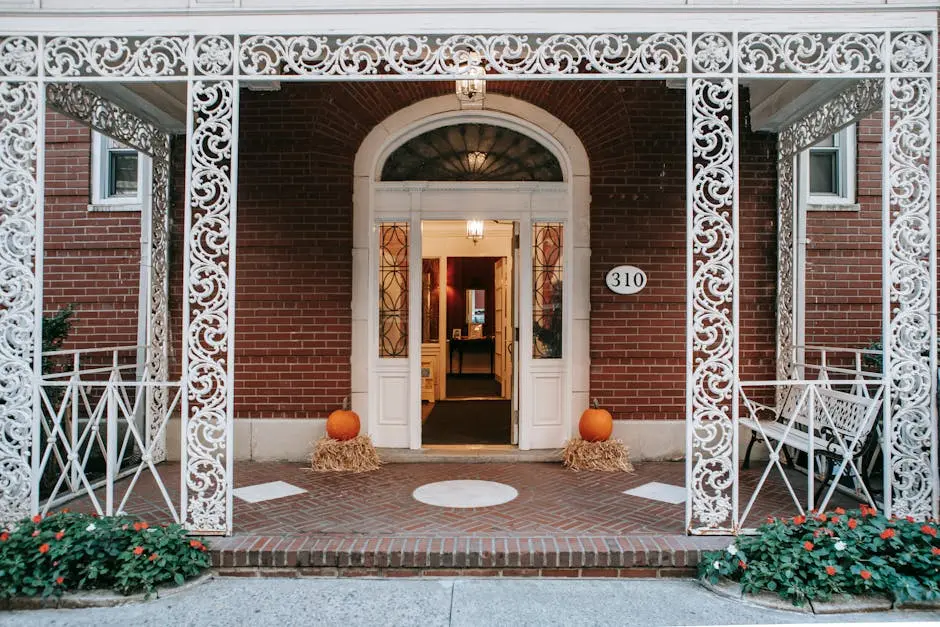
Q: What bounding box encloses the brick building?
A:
[1,3,937,535]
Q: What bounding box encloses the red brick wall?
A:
[42,111,143,352]
[49,82,781,422]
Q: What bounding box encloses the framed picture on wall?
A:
[452,328,462,340]
[468,323,483,339]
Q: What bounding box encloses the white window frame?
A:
[89,130,149,212]
[799,124,858,211]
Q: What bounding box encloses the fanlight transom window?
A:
[380,124,563,182]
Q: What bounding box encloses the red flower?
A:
[793,515,806,525]
[880,528,895,540]
[0,532,8,542]
[55,577,64,585]
[133,546,145,556]
[931,547,940,556]
[825,565,837,576]
[905,516,915,523]
[31,530,39,537]
[860,569,872,580]
[835,507,846,515]
[921,525,937,537]
[848,518,858,530]
[738,560,747,570]
[31,515,41,524]
[766,517,775,524]
[133,521,150,532]
[190,540,204,550]
[38,543,49,554]
[830,516,840,524]
[803,541,814,551]
[149,553,159,562]
[815,514,827,522]
[54,530,64,541]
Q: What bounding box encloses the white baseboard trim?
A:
[164,417,764,463]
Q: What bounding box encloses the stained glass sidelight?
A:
[379,223,409,357]
[532,223,564,359]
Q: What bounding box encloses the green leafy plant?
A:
[699,505,940,606]
[41,305,74,376]
[0,511,210,599]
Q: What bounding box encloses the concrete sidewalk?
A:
[0,577,938,627]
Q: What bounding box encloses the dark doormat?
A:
[422,400,512,445]
[446,374,502,398]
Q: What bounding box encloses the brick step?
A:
[209,534,727,577]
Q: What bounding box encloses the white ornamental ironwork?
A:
[44,83,173,463]
[0,26,935,534]
[181,80,237,534]
[884,74,937,520]
[687,77,738,533]
[0,79,40,525]
[775,79,884,402]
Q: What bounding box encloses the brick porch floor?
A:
[69,461,855,577]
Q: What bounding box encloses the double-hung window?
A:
[800,125,857,210]
[90,131,148,211]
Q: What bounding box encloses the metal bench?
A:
[740,379,884,505]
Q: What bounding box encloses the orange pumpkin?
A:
[579,398,613,442]
[327,397,360,441]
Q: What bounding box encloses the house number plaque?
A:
[605,265,647,295]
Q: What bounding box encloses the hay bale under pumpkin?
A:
[562,437,634,472]
[310,434,382,473]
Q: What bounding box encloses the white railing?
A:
[35,346,181,522]
[736,344,885,531]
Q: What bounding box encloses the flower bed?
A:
[700,506,940,606]
[0,511,210,599]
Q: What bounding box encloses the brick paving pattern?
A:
[65,460,857,576]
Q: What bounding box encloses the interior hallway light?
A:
[466,220,484,244]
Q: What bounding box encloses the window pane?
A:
[809,151,838,195]
[108,151,138,197]
[532,222,563,359]
[379,223,409,357]
[813,135,836,148]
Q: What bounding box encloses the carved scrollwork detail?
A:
[688,78,737,531]
[44,36,189,77]
[239,33,688,76]
[779,79,883,157]
[890,33,931,74]
[183,80,235,533]
[0,38,38,77]
[738,32,884,74]
[195,36,235,76]
[886,77,935,519]
[692,33,733,73]
[0,80,40,525]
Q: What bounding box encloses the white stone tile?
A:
[233,480,307,504]
[623,481,686,504]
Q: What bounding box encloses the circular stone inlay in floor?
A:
[412,480,519,508]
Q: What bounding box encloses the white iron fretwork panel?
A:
[44,83,173,462]
[182,80,237,534]
[884,74,937,520]
[0,80,40,525]
[687,77,738,533]
[775,155,795,390]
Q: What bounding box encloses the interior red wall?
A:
[445,257,499,338]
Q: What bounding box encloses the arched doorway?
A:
[352,95,590,450]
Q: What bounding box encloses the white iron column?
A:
[0,74,43,526]
[686,77,739,533]
[181,79,238,534]
[775,153,797,397]
[882,63,938,519]
[146,137,171,463]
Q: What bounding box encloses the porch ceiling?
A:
[85,77,854,137]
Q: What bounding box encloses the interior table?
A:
[448,337,495,374]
